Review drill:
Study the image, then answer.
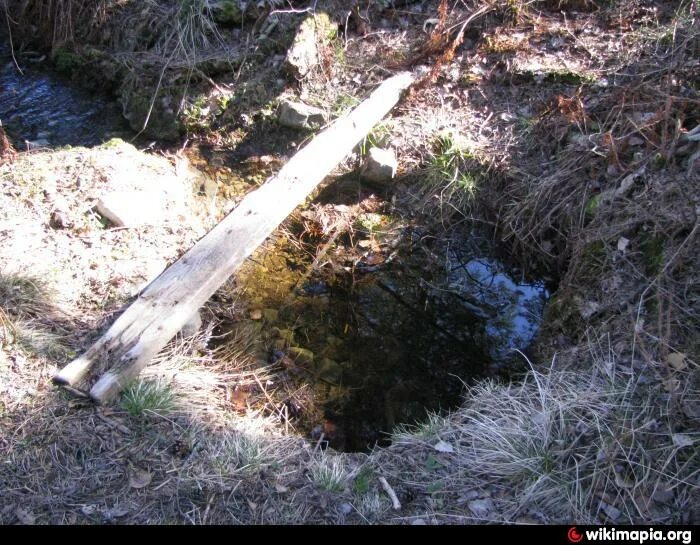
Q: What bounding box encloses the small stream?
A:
[1,52,550,452]
[0,48,131,148]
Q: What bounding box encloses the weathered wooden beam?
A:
[54,71,414,404]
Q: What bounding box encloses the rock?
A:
[289,346,314,366]
[180,312,202,338]
[285,13,338,78]
[278,100,327,130]
[96,190,171,227]
[119,85,182,141]
[361,147,398,183]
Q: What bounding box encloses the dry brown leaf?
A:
[666,352,687,371]
[231,386,249,413]
[663,377,680,392]
[128,466,152,489]
[672,434,694,448]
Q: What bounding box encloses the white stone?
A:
[96,190,171,227]
[362,147,398,183]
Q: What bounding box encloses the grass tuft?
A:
[121,379,176,418]
[309,453,348,492]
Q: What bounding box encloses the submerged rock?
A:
[289,346,314,366]
[278,100,327,130]
[361,147,397,183]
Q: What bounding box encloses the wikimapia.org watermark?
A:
[568,527,692,544]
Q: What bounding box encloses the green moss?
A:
[353,465,374,495]
[53,47,84,75]
[209,0,243,25]
[641,234,664,275]
[584,193,601,220]
[100,137,127,149]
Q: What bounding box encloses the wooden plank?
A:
[54,71,414,404]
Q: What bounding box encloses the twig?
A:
[378,476,401,510]
[3,1,23,75]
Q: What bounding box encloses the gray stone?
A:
[289,346,314,366]
[278,100,327,130]
[361,147,397,183]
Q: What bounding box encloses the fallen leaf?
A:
[652,486,674,504]
[274,483,288,493]
[672,434,694,448]
[14,506,35,525]
[231,386,249,413]
[103,506,129,519]
[600,502,621,521]
[128,466,152,489]
[468,498,493,518]
[425,455,442,470]
[614,470,634,489]
[433,440,454,453]
[81,504,98,516]
[666,352,687,371]
[663,377,680,392]
[617,237,630,252]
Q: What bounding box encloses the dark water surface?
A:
[0,46,131,148]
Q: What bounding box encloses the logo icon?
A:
[568,527,583,543]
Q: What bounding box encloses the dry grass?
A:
[370,342,698,524]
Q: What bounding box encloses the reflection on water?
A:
[447,254,549,359]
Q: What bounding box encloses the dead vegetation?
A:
[0,0,698,526]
